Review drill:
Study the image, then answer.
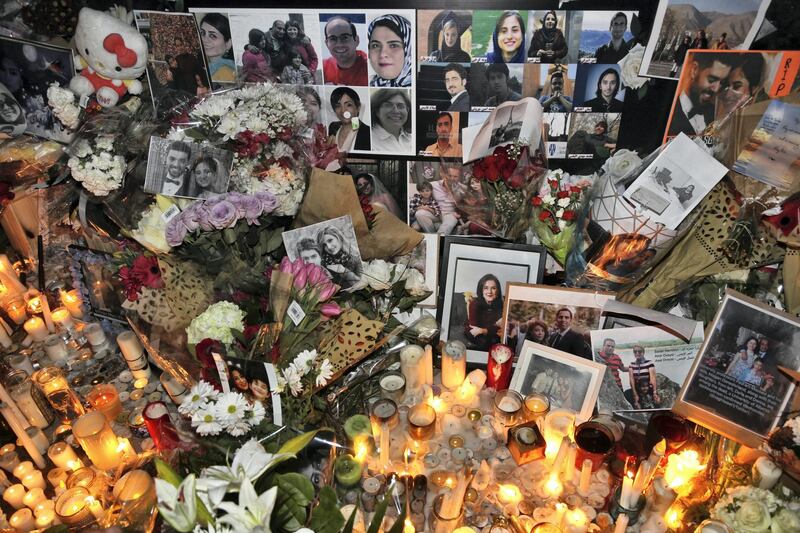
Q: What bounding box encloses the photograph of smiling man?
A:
[320,13,369,86]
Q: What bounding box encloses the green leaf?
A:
[366,490,392,533]
[340,500,358,533]
[43,526,68,533]
[273,472,315,532]
[154,459,214,526]
[309,487,345,533]
[386,505,407,533]
[267,229,285,252]
[278,430,319,455]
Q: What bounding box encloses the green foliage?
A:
[309,487,346,533]
[271,472,315,532]
[279,430,320,455]
[155,458,214,526]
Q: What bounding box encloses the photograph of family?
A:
[281,215,363,290]
[144,137,233,199]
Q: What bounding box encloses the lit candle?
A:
[3,483,26,509]
[72,411,122,471]
[565,443,578,481]
[23,317,48,342]
[399,345,425,398]
[408,404,436,440]
[353,435,370,464]
[60,290,83,319]
[620,469,635,509]
[497,484,523,505]
[51,307,74,330]
[0,255,26,294]
[37,293,55,333]
[523,393,550,422]
[613,513,628,533]
[0,402,45,469]
[553,502,567,527]
[113,469,155,508]
[22,487,46,509]
[87,384,122,421]
[48,442,83,471]
[664,504,683,530]
[6,298,27,324]
[543,409,576,461]
[578,459,592,495]
[55,487,93,527]
[47,468,68,495]
[663,450,705,496]
[85,495,104,520]
[35,509,55,529]
[552,436,570,470]
[9,507,35,531]
[441,340,466,390]
[21,470,45,490]
[564,507,588,533]
[543,473,563,500]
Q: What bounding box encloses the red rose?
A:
[501,160,517,178]
[531,196,543,206]
[243,324,261,340]
[504,172,525,190]
[493,145,509,158]
[548,179,559,189]
[570,186,581,194]
[472,165,485,180]
[562,210,576,221]
[538,210,552,221]
[557,190,569,199]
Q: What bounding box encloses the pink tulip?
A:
[279,256,293,274]
[293,267,308,290]
[320,301,341,318]
[317,282,339,302]
[307,264,328,286]
[292,258,305,276]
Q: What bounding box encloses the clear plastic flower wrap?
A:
[0,136,67,187]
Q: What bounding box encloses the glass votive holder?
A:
[523,393,550,423]
[55,487,95,528]
[369,398,399,433]
[32,366,86,422]
[87,384,122,421]
[379,372,406,404]
[0,449,20,473]
[112,469,156,528]
[608,485,646,522]
[574,420,616,472]
[7,354,34,374]
[493,390,524,427]
[407,404,436,440]
[530,524,562,533]
[66,467,108,498]
[72,411,122,471]
[429,493,465,533]
[47,467,69,495]
[48,442,83,472]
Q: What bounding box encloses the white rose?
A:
[542,194,555,204]
[557,197,571,208]
[618,44,648,89]
[403,269,428,296]
[602,149,642,182]
[361,260,393,291]
[556,208,564,218]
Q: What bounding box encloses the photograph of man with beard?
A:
[321,14,368,86]
[667,53,735,137]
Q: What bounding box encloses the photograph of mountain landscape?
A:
[639,0,771,79]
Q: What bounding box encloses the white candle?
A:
[552,435,570,470]
[25,427,48,454]
[0,322,11,348]
[60,290,83,318]
[565,443,578,480]
[48,442,83,471]
[6,299,27,324]
[22,487,45,509]
[0,402,46,469]
[38,293,54,333]
[12,461,33,481]
[7,354,34,374]
[649,477,677,514]
[0,255,26,294]
[400,345,424,396]
[579,459,592,495]
[753,456,782,490]
[631,460,650,499]
[9,507,35,531]
[620,471,635,509]
[564,507,589,533]
[83,323,106,346]
[34,499,54,517]
[613,513,629,533]
[23,317,47,342]
[51,307,74,330]
[423,344,434,387]
[379,423,390,472]
[34,509,54,529]
[3,483,26,509]
[43,335,68,362]
[85,496,104,520]
[441,341,466,390]
[21,470,45,490]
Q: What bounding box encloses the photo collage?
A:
[190,8,417,157]
[416,9,637,161]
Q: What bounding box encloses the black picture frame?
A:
[67,245,126,323]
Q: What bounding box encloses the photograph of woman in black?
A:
[464,273,504,351]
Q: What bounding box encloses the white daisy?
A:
[225,419,252,437]
[282,366,304,397]
[214,391,248,422]
[246,401,266,426]
[290,349,318,377]
[180,381,218,416]
[315,359,334,388]
[191,408,222,436]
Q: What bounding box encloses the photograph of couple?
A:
[144,138,233,199]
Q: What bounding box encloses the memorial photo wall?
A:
[190,7,417,157]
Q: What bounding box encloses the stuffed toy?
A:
[69,8,147,108]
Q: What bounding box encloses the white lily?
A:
[198,439,294,507]
[156,474,199,532]
[217,480,277,532]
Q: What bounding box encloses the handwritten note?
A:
[733,100,800,190]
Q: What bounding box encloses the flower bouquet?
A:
[112,248,164,302]
[470,142,547,239]
[530,170,591,265]
[710,485,800,533]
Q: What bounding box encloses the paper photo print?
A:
[577,11,637,64]
[472,10,528,64]
[573,63,625,112]
[282,215,363,290]
[417,10,473,63]
[461,98,543,162]
[194,12,237,85]
[144,137,233,199]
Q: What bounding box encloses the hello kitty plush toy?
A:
[69,8,147,108]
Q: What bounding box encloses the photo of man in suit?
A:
[548,307,590,359]
[159,140,192,196]
[668,53,734,137]
[444,63,470,112]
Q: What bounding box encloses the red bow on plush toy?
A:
[103,33,137,68]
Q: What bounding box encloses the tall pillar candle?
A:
[72,411,122,471]
[400,345,425,398]
[0,321,11,348]
[0,255,25,294]
[116,331,151,379]
[37,293,54,333]
[441,340,467,390]
[423,344,434,387]
[0,402,46,468]
[23,317,47,342]
[7,370,54,430]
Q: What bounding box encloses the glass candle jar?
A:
[87,384,122,422]
[32,367,85,422]
[6,297,27,324]
[379,372,406,404]
[7,354,34,374]
[407,404,436,440]
[429,493,465,533]
[112,469,156,527]
[66,467,108,498]
[55,487,95,528]
[60,290,83,319]
[143,401,183,452]
[71,411,122,471]
[47,442,83,472]
[6,369,54,429]
[523,393,550,423]
[441,340,467,390]
[493,390,524,427]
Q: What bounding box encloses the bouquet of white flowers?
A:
[67,134,127,196]
[711,485,800,533]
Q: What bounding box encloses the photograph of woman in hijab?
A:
[528,10,568,63]
[368,14,413,87]
[485,10,526,64]
[427,11,471,63]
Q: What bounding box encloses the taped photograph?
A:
[417,10,472,63]
[144,137,233,199]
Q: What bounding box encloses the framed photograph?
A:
[67,246,125,322]
[0,36,74,142]
[511,340,605,422]
[143,137,233,199]
[437,237,546,364]
[673,290,800,448]
[638,0,771,80]
[590,323,704,415]
[502,284,615,361]
[410,233,439,308]
[282,215,363,290]
[622,133,727,230]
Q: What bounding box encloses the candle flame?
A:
[427,394,446,414]
[403,519,415,533]
[497,483,522,504]
[665,506,683,529]
[353,436,370,463]
[544,473,563,497]
[664,450,705,490]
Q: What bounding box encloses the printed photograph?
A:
[732,99,800,190]
[0,37,74,142]
[511,341,605,421]
[324,85,372,153]
[566,112,620,161]
[622,133,728,229]
[319,13,369,86]
[417,63,473,112]
[543,113,571,159]
[467,62,524,110]
[591,323,704,415]
[526,10,569,64]
[639,0,771,80]
[674,290,800,447]
[369,88,413,154]
[462,98,543,162]
[535,64,577,113]
[578,11,637,63]
[438,238,545,363]
[194,12,236,85]
[143,137,233,199]
[135,11,211,110]
[282,215,363,290]
[0,82,26,139]
[295,85,325,132]
[417,111,464,158]
[345,156,407,222]
[471,10,528,64]
[228,12,324,85]
[417,10,472,63]
[366,12,415,87]
[573,63,625,112]
[502,284,615,361]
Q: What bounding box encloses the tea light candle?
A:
[87,384,122,421]
[6,299,27,324]
[22,487,46,509]
[543,473,563,500]
[13,461,34,481]
[9,507,35,531]
[23,317,48,342]
[60,290,83,319]
[497,484,523,505]
[21,470,45,490]
[51,307,74,330]
[564,507,589,533]
[3,483,26,509]
[48,442,83,471]
[35,509,55,529]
